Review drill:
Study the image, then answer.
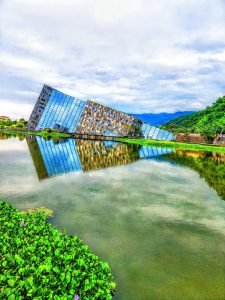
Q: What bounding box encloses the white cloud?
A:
[0,100,33,120]
[1,0,225,118]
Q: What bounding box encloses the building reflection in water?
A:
[26,136,173,180]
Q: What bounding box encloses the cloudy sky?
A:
[1,0,225,119]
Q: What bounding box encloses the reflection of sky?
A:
[0,138,39,198]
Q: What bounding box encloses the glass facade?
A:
[29,85,176,140]
[141,123,176,140]
[36,89,86,133]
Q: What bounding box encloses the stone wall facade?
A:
[76,100,142,136]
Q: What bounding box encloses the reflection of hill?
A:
[165,150,225,201]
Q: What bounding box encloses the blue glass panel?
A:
[104,130,119,136]
[141,123,150,138]
[37,89,86,133]
[104,141,117,147]
[139,146,173,158]
[141,122,176,141]
[36,136,82,176]
[148,126,157,139]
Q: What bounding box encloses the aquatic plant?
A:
[0,201,115,299]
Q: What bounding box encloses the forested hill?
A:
[161,96,225,135]
[131,111,194,126]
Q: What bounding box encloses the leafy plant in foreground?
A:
[0,201,115,299]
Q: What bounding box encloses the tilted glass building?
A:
[28,84,176,140]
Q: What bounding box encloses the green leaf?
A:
[66,273,71,284]
[60,273,65,281]
[53,266,60,273]
[7,279,15,287]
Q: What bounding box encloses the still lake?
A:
[0,133,224,300]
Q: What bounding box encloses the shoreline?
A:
[2,128,225,153]
[116,138,225,153]
[0,128,71,138]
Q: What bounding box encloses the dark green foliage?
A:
[0,119,27,129]
[0,201,115,299]
[162,96,225,135]
[0,120,17,128]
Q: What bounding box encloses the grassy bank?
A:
[0,128,71,138]
[116,138,225,153]
[0,201,115,299]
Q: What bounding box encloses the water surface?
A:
[0,134,224,300]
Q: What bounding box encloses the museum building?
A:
[28,84,175,140]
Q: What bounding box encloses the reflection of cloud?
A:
[1,0,225,118]
[138,205,182,220]
[0,138,29,152]
[0,139,39,196]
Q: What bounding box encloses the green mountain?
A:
[162,96,225,135]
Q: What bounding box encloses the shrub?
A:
[14,123,26,128]
[44,128,52,133]
[0,201,115,299]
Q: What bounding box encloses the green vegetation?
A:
[117,138,225,153]
[0,201,115,299]
[161,95,225,135]
[0,119,27,129]
[0,129,71,138]
[37,130,71,138]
